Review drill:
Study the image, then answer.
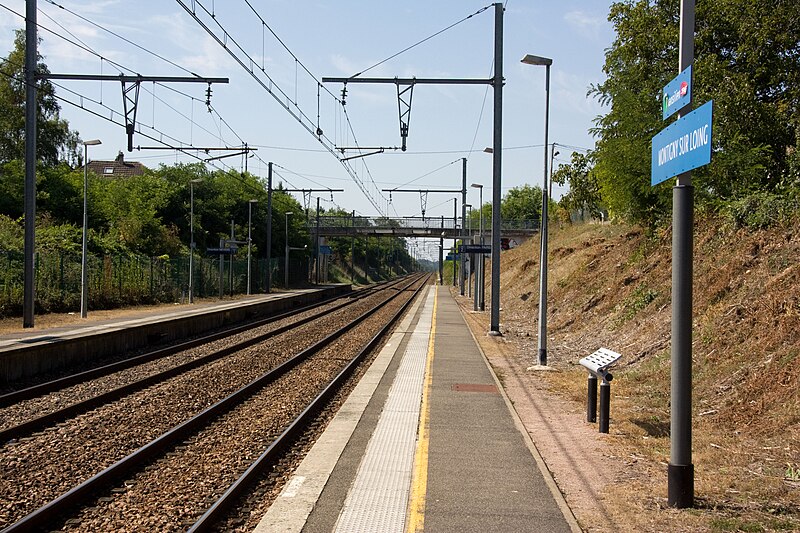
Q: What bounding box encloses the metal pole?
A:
[230,219,234,296]
[189,180,195,303]
[284,213,290,288]
[460,158,467,296]
[467,205,472,299]
[23,0,37,328]
[599,381,610,433]
[265,163,273,293]
[479,186,485,311]
[669,0,695,509]
[315,197,321,284]
[587,375,598,423]
[218,238,224,298]
[247,200,253,295]
[536,63,551,366]
[439,216,444,284]
[453,198,458,286]
[351,210,356,284]
[489,1,504,335]
[80,144,89,318]
[549,143,559,199]
[473,203,479,311]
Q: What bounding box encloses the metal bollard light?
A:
[579,348,621,433]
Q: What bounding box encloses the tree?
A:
[589,1,676,224]
[553,152,603,219]
[0,31,79,166]
[590,0,800,225]
[92,168,182,256]
[500,184,542,222]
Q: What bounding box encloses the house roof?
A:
[85,151,147,178]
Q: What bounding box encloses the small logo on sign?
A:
[680,81,688,96]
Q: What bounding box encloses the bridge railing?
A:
[315,216,539,232]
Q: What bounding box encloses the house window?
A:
[104,167,114,175]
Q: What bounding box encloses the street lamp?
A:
[284,212,293,288]
[188,178,203,304]
[471,183,485,311]
[247,199,258,295]
[522,53,553,367]
[80,139,101,318]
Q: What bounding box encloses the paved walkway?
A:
[256,284,579,532]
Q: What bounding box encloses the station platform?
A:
[256,284,580,533]
[0,285,350,383]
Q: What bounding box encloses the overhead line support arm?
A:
[321,77,492,85]
[39,74,229,152]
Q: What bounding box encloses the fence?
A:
[0,251,309,318]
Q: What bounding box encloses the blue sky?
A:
[1,0,614,255]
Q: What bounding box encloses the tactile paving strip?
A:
[334,290,434,533]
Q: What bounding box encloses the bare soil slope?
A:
[472,219,799,532]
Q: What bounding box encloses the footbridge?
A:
[313,216,539,239]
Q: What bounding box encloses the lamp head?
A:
[521,54,553,66]
[83,139,102,146]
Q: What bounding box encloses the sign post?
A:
[650,0,707,509]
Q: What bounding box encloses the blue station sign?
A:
[662,65,692,120]
[651,100,713,186]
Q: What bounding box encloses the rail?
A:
[0,279,403,442]
[2,274,427,532]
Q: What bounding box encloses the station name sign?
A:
[651,100,713,186]
[458,244,492,254]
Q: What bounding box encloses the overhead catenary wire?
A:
[1,1,256,170]
[0,65,277,201]
[386,159,462,192]
[42,0,201,77]
[174,0,391,216]
[347,4,493,79]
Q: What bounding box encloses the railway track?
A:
[0,274,429,531]
[0,278,401,442]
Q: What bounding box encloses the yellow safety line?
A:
[406,286,437,532]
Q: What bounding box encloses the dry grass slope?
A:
[485,219,799,532]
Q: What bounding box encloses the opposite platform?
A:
[256,284,579,532]
[0,285,350,383]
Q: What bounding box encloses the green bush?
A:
[720,189,800,229]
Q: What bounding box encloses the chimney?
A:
[115,151,125,163]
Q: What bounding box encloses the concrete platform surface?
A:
[256,284,580,533]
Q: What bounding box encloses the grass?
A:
[526,219,800,532]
